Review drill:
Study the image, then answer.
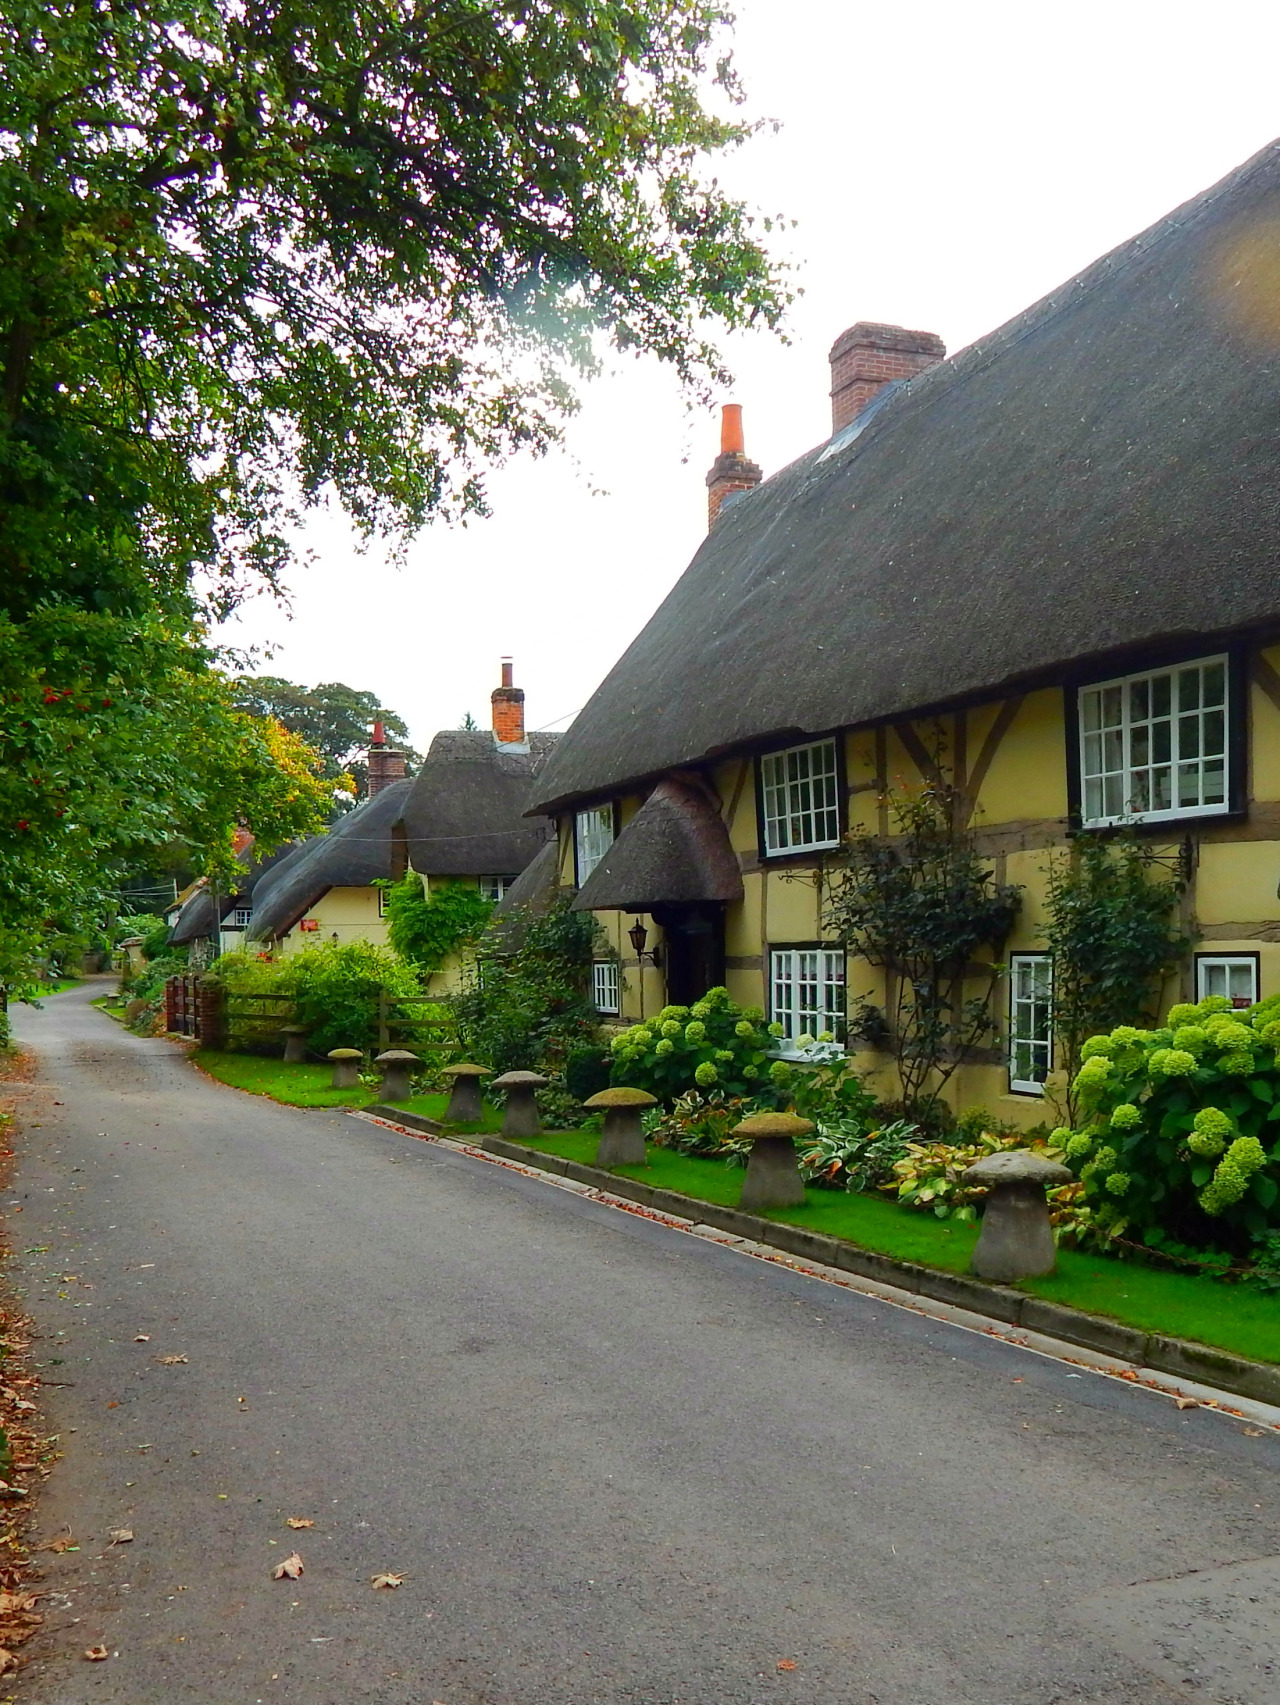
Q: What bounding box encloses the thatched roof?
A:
[167,842,299,945]
[397,730,559,876]
[245,779,412,942]
[571,779,744,912]
[487,839,562,949]
[531,139,1280,815]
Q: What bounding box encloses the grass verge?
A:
[190,1054,507,1131]
[513,1132,1280,1367]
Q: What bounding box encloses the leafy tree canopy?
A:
[232,677,420,797]
[0,0,784,988]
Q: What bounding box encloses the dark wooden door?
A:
[652,905,726,1006]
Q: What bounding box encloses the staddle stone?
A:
[327,1048,362,1090]
[585,1087,657,1168]
[281,1024,307,1064]
[375,1050,419,1103]
[966,1150,1072,1282]
[491,1071,548,1140]
[441,1063,492,1123]
[734,1112,813,1211]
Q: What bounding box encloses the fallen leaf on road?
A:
[1243,1427,1266,1437]
[0,1593,38,1614]
[1174,1397,1199,1411]
[156,1355,188,1366]
[0,1648,15,1675]
[371,1573,404,1589]
[84,1645,109,1661]
[134,1335,150,1343]
[108,1529,133,1546]
[777,1659,797,1671]
[43,1536,77,1553]
[272,1553,303,1581]
[286,1518,313,1529]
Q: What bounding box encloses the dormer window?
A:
[1078,655,1231,827]
[759,738,841,856]
[232,906,252,928]
[574,806,616,884]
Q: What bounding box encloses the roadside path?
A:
[6,982,1280,1704]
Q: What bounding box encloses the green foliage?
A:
[650,1090,756,1164]
[1043,834,1188,1113]
[455,897,599,1077]
[213,941,421,1056]
[565,1045,612,1104]
[797,1121,918,1194]
[891,1129,1077,1225]
[384,874,493,973]
[824,783,1022,1122]
[117,913,172,962]
[0,0,784,999]
[609,986,773,1101]
[1064,997,1280,1253]
[232,678,419,802]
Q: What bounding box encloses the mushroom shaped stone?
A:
[734,1111,814,1211]
[281,1024,308,1064]
[327,1048,363,1089]
[441,1063,492,1124]
[584,1086,657,1168]
[965,1149,1073,1282]
[374,1049,419,1103]
[490,1070,549,1140]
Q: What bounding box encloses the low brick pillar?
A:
[195,977,226,1049]
[164,977,180,1033]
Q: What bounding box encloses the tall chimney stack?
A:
[705,404,763,530]
[366,718,407,797]
[828,322,945,436]
[491,656,526,745]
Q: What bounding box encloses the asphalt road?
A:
[5,980,1280,1705]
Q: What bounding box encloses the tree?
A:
[232,677,419,798]
[1,0,785,985]
[824,785,1022,1126]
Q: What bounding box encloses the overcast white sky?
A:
[217,0,1280,752]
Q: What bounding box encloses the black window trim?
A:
[754,731,848,866]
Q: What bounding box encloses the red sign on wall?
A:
[300,918,320,932]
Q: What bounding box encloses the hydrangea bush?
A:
[1064,995,1280,1252]
[608,986,777,1101]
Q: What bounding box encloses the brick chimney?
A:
[828,322,946,435]
[705,404,763,530]
[231,826,254,857]
[367,719,407,796]
[491,658,525,745]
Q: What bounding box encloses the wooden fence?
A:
[165,976,457,1059]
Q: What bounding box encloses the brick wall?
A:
[828,321,946,434]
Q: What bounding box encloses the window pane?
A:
[1082,691,1101,733]
[1203,662,1226,706]
[1178,715,1200,759]
[1203,708,1225,756]
[1081,657,1228,825]
[1151,674,1171,717]
[1009,954,1052,1089]
[762,741,840,855]
[1178,668,1200,712]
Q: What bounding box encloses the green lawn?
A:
[512,1132,1280,1367]
[191,1053,505,1131]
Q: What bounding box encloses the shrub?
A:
[212,942,422,1056]
[609,986,772,1100]
[1063,995,1280,1253]
[797,1121,918,1193]
[117,912,171,960]
[455,896,600,1076]
[565,1044,611,1104]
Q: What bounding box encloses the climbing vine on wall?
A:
[381,873,493,972]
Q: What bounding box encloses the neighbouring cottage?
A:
[389,661,560,991]
[167,829,298,967]
[525,138,1280,1121]
[242,663,558,987]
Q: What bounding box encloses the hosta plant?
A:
[649,1089,757,1165]
[1064,995,1280,1252]
[797,1121,918,1193]
[890,1129,1080,1228]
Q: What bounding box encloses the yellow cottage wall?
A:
[563,641,1280,1126]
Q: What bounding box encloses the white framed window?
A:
[760,739,841,856]
[575,806,615,884]
[477,876,514,902]
[1009,953,1053,1094]
[1194,953,1258,1010]
[592,960,620,1015]
[1078,655,1229,827]
[769,947,846,1041]
[232,906,252,928]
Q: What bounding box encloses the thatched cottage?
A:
[525,139,1280,1119]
